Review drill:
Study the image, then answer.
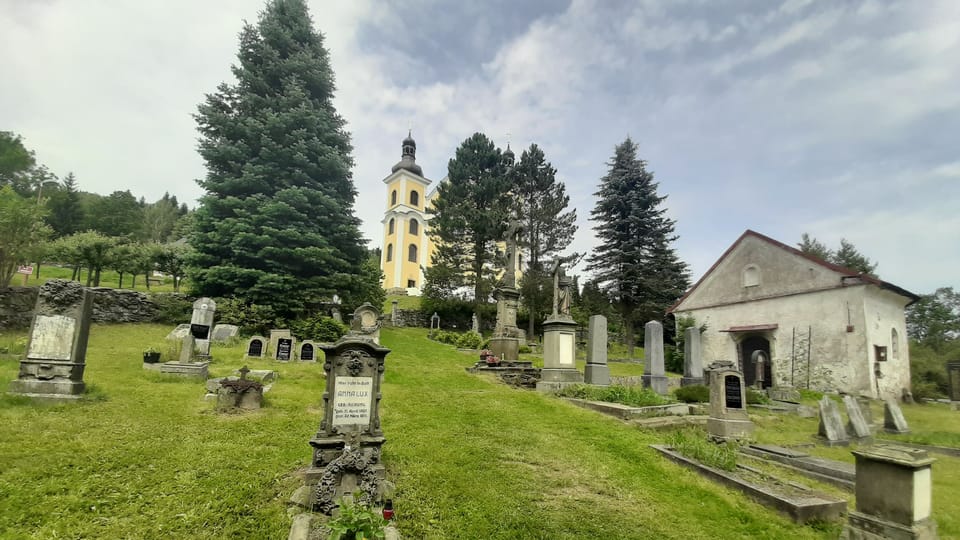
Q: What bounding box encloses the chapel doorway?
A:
[741,335,772,389]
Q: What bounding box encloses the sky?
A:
[2,0,958,295]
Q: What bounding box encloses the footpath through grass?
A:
[2,325,957,538]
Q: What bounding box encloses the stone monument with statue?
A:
[488,219,525,364]
[536,255,583,392]
[305,328,390,515]
[9,279,93,400]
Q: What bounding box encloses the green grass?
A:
[19,265,179,293]
[383,294,421,313]
[1,325,959,538]
[557,383,671,407]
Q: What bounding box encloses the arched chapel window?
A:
[410,190,420,206]
[409,219,419,236]
[386,244,393,262]
[388,218,395,235]
[408,244,418,262]
[391,190,397,206]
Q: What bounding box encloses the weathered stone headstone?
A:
[269,329,291,358]
[331,307,342,324]
[350,303,382,344]
[706,360,754,441]
[210,324,239,342]
[306,333,390,515]
[165,323,191,341]
[245,336,265,359]
[276,337,295,361]
[844,395,874,443]
[216,366,264,411]
[817,396,850,446]
[844,445,937,539]
[948,361,960,402]
[681,326,703,387]
[9,280,92,400]
[299,340,317,362]
[584,315,610,386]
[883,398,910,434]
[189,297,216,357]
[536,257,582,392]
[641,321,668,396]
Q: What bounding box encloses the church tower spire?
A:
[392,130,423,176]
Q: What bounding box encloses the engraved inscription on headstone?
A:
[277,338,292,361]
[247,338,263,357]
[27,315,76,361]
[725,375,743,409]
[332,376,373,426]
[301,343,315,361]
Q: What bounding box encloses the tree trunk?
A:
[624,317,635,361]
[85,267,92,287]
[132,274,138,288]
[94,267,101,287]
[34,262,41,280]
[144,273,151,290]
[118,272,124,288]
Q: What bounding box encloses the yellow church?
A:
[379,132,436,295]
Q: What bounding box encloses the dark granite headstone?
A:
[247,338,264,357]
[725,375,743,409]
[277,338,292,361]
[300,342,315,362]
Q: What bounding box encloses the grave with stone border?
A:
[160,298,214,379]
[9,280,92,401]
[215,366,264,411]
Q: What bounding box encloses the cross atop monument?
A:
[238,365,250,380]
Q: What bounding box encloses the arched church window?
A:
[386,244,393,262]
[743,264,761,287]
[409,219,419,236]
[410,190,419,206]
[388,218,395,235]
[391,190,397,206]
[408,244,418,262]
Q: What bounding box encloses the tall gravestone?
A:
[584,315,610,386]
[269,329,291,359]
[307,333,390,515]
[817,396,850,446]
[489,220,524,364]
[844,445,937,539]
[9,280,92,400]
[161,298,213,378]
[844,395,874,444]
[189,297,216,358]
[681,326,703,387]
[536,257,582,392]
[641,321,669,395]
[706,360,754,441]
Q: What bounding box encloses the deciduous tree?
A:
[0,186,51,285]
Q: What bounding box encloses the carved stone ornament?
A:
[313,433,383,515]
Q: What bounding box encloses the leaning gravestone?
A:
[245,336,266,359]
[306,332,390,515]
[584,315,610,386]
[210,324,239,342]
[189,298,216,358]
[883,398,910,434]
[706,360,754,441]
[641,321,669,395]
[817,396,850,446]
[9,280,92,400]
[681,326,703,387]
[165,323,191,341]
[843,395,874,444]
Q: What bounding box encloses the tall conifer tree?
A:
[191,0,365,316]
[586,138,689,358]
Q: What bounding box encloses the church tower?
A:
[380,132,433,295]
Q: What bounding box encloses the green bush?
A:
[667,428,739,471]
[327,496,387,540]
[150,293,192,324]
[798,389,824,401]
[290,316,348,343]
[912,380,945,401]
[674,385,709,403]
[557,384,670,407]
[455,332,483,350]
[518,344,532,354]
[746,388,771,405]
[214,298,284,336]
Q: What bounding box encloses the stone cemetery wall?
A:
[383,308,429,328]
[0,287,39,328]
[0,286,185,328]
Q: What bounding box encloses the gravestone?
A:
[306,333,390,515]
[9,280,92,400]
[299,340,317,362]
[584,315,610,386]
[844,395,874,444]
[275,337,294,361]
[884,398,910,434]
[189,298,216,357]
[245,336,266,359]
[391,300,399,325]
[706,360,754,441]
[471,313,479,334]
[269,329,291,358]
[331,307,342,324]
[948,361,960,402]
[681,326,703,387]
[641,321,669,396]
[165,323,191,341]
[817,396,850,446]
[844,445,937,539]
[215,366,264,411]
[536,257,582,392]
[350,303,382,344]
[210,324,239,342]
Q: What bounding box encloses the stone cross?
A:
[238,365,250,380]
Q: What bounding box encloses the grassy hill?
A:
[0,325,957,538]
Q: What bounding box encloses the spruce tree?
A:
[191,0,365,316]
[428,132,511,327]
[45,172,84,237]
[586,138,689,358]
[514,143,577,335]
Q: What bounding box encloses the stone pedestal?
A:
[490,287,522,363]
[681,326,704,387]
[9,280,92,401]
[584,315,610,386]
[642,320,669,396]
[536,317,582,392]
[843,445,937,540]
[706,360,754,441]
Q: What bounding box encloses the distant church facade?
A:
[669,230,917,400]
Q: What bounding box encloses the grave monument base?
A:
[488,337,520,363]
[642,374,669,395]
[768,386,802,403]
[707,417,755,442]
[9,371,86,397]
[681,376,704,387]
[536,368,583,393]
[160,361,210,379]
[843,511,937,540]
[584,364,610,386]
